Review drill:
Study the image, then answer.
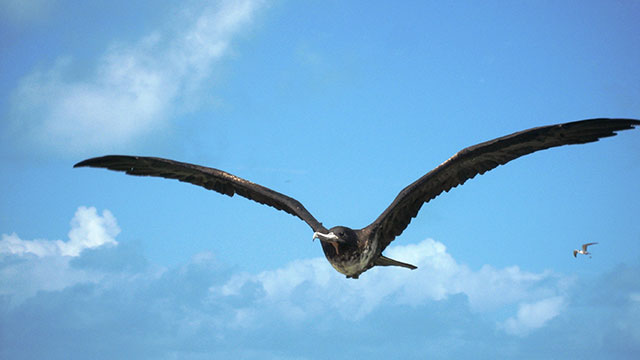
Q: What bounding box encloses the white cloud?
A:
[214,239,569,324]
[2,210,640,358]
[1,212,568,336]
[0,206,119,257]
[8,0,264,155]
[66,206,119,256]
[0,206,120,305]
[499,296,565,336]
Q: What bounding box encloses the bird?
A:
[74,118,639,279]
[573,242,598,258]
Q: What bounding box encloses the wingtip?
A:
[73,159,90,168]
[73,155,122,169]
[73,157,102,168]
[617,118,640,131]
[612,118,640,130]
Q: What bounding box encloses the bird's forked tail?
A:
[374,255,417,270]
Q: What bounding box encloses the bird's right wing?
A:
[365,118,639,252]
[74,155,327,233]
[582,242,598,251]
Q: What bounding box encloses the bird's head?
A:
[312,226,357,254]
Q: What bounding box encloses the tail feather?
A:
[374,255,417,270]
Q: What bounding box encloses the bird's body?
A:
[74,118,639,279]
[573,242,598,258]
[314,226,416,278]
[318,227,375,277]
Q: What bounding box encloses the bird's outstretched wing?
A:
[366,118,639,251]
[74,156,327,233]
[582,242,598,251]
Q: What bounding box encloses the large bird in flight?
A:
[75,118,639,278]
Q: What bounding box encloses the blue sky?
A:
[1,0,640,358]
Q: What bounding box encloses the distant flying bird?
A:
[573,242,598,258]
[75,118,639,279]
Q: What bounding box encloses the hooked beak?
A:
[312,231,339,242]
[312,231,343,254]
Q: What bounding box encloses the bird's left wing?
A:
[365,118,639,252]
[582,242,598,251]
[74,155,327,233]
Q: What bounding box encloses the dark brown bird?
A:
[74,118,639,278]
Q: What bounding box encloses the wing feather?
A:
[74,156,327,232]
[366,118,640,251]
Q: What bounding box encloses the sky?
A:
[1,0,640,358]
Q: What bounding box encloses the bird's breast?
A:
[321,237,378,278]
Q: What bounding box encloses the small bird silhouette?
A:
[573,242,598,258]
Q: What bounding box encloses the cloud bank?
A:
[7,0,264,155]
[2,207,639,359]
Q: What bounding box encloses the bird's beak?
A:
[312,231,340,242]
[312,231,344,254]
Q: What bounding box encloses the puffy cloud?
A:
[8,0,264,155]
[0,206,119,257]
[2,208,640,358]
[0,207,119,305]
[216,239,568,322]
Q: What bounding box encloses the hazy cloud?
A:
[8,0,264,155]
[0,0,55,25]
[2,208,639,359]
[500,296,565,336]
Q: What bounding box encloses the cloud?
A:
[7,0,264,155]
[0,206,119,257]
[499,296,565,336]
[214,239,568,323]
[2,208,640,359]
[0,0,55,25]
[0,206,119,306]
